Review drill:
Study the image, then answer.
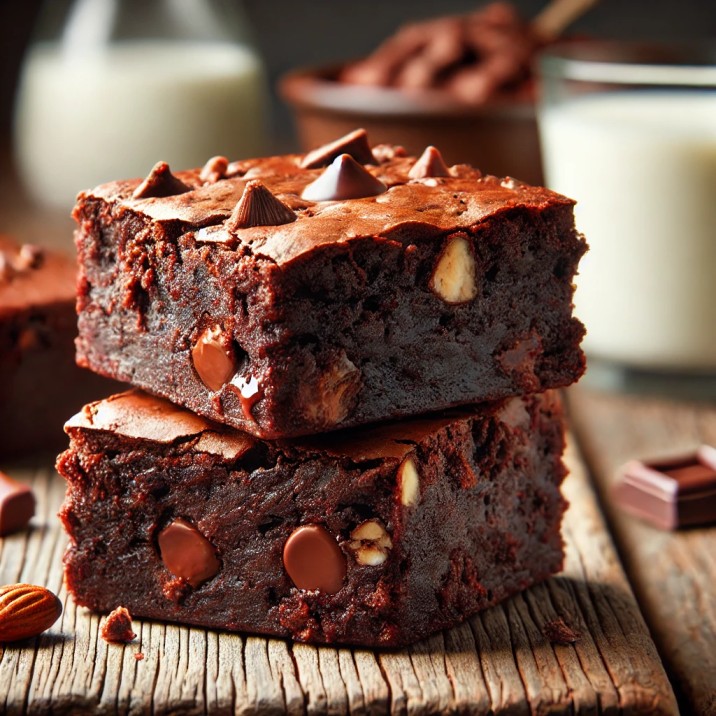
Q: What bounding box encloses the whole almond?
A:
[0,584,63,642]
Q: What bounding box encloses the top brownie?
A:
[74,129,586,439]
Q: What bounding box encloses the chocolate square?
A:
[613,445,716,530]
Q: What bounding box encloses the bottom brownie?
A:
[57,390,567,647]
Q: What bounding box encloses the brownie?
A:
[0,236,122,456]
[73,131,586,439]
[57,388,567,647]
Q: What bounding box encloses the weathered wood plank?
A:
[568,385,716,716]
[0,435,678,714]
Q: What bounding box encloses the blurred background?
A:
[1,0,715,155]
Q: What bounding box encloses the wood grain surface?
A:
[568,385,716,716]
[0,436,678,715]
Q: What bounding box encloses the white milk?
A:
[14,41,268,208]
[539,91,716,370]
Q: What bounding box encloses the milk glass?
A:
[14,0,269,210]
[538,43,716,374]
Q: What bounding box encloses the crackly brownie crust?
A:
[57,389,567,647]
[73,137,586,439]
[0,236,122,456]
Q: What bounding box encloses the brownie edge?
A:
[57,389,567,647]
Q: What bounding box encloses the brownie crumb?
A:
[543,617,581,645]
[134,652,145,661]
[101,606,137,643]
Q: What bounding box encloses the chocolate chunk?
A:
[101,606,136,643]
[200,155,229,184]
[613,445,716,530]
[298,352,361,428]
[230,373,263,422]
[133,162,192,199]
[191,325,236,392]
[227,180,297,231]
[301,154,387,202]
[409,146,451,179]
[283,525,346,594]
[300,128,376,169]
[0,471,35,536]
[158,518,220,587]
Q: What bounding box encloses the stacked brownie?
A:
[57,129,586,647]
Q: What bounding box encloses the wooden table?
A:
[2,150,715,714]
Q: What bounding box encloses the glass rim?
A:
[539,40,716,87]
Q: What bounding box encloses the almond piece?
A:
[429,234,478,303]
[348,519,393,566]
[0,584,62,642]
[398,457,420,507]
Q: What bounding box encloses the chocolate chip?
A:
[300,128,376,169]
[227,180,297,231]
[200,155,229,184]
[301,154,387,202]
[132,162,192,199]
[191,325,236,392]
[283,525,346,594]
[0,471,35,536]
[409,146,451,179]
[158,518,220,588]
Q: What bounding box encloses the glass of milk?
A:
[537,42,716,376]
[13,0,269,211]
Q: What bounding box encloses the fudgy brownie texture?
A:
[57,389,567,647]
[73,131,586,439]
[0,236,122,456]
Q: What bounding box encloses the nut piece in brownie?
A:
[0,236,122,456]
[73,130,586,438]
[57,389,567,647]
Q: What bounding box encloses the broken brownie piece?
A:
[101,606,136,643]
[57,389,567,647]
[73,132,586,439]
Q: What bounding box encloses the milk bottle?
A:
[14,0,269,210]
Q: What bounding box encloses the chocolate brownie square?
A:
[57,389,567,647]
[0,236,121,456]
[73,131,586,439]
